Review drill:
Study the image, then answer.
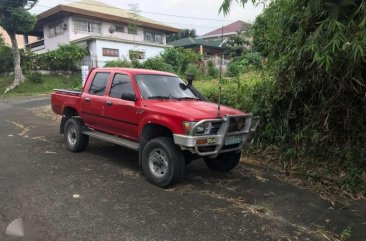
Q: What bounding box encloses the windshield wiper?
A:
[176,97,199,100]
[147,96,173,99]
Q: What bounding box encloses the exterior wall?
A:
[90,39,166,67]
[43,16,71,51]
[0,27,38,48]
[67,16,166,45]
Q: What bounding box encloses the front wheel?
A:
[141,137,185,187]
[64,118,89,152]
[204,152,241,172]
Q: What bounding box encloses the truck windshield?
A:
[135,75,199,100]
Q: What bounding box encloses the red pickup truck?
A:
[51,68,258,187]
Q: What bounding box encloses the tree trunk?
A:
[4,32,25,93]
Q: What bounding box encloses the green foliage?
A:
[207,60,219,78]
[223,30,252,58]
[340,226,352,241]
[160,47,201,74]
[0,40,13,73]
[27,71,43,84]
[166,29,197,43]
[0,0,37,35]
[141,57,173,72]
[104,59,131,68]
[43,44,88,71]
[219,0,366,195]
[185,64,201,79]
[20,44,88,71]
[226,52,263,77]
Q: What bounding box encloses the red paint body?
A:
[51,68,245,142]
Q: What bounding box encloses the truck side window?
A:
[89,72,110,96]
[109,74,135,99]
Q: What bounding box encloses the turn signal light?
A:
[196,139,208,145]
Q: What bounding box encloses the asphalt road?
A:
[0,96,365,241]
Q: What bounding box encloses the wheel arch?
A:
[139,123,174,166]
[60,107,80,134]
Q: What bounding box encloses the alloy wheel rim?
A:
[148,148,169,178]
[67,126,77,145]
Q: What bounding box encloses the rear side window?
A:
[89,72,110,96]
[109,74,135,99]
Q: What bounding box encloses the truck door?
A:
[80,72,111,131]
[103,73,139,141]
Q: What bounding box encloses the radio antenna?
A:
[217,26,224,118]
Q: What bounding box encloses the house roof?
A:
[201,20,251,38]
[169,37,224,49]
[34,0,180,34]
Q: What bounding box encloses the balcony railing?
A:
[25,39,45,52]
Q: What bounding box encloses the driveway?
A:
[0,96,365,241]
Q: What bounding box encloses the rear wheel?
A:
[64,118,89,152]
[142,137,185,187]
[204,152,241,172]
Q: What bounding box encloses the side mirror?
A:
[186,73,195,86]
[121,93,136,101]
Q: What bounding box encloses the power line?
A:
[3,0,252,30]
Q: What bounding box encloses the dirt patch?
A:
[31,105,60,122]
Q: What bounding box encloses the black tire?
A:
[204,151,241,172]
[141,137,185,187]
[64,118,89,152]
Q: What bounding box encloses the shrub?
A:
[27,72,43,84]
[185,64,201,80]
[207,60,219,78]
[226,52,263,77]
[104,59,131,67]
[40,44,88,71]
[226,61,244,77]
[0,43,13,73]
[141,57,173,72]
[160,47,201,74]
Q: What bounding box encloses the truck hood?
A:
[143,100,244,120]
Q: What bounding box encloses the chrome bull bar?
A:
[173,114,260,156]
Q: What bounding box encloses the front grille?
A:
[195,121,222,136]
[228,117,246,133]
[210,122,221,134]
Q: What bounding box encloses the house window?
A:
[144,31,163,44]
[74,19,101,33]
[103,48,119,57]
[115,25,125,32]
[129,50,145,60]
[49,23,64,37]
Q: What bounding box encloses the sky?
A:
[30,0,264,35]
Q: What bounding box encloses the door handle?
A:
[106,101,112,106]
[84,97,91,102]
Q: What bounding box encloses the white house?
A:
[25,0,180,67]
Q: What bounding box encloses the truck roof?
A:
[93,67,178,77]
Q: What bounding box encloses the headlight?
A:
[183,121,209,135]
[183,121,197,135]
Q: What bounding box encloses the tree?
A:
[0,0,37,93]
[223,30,252,58]
[166,29,197,43]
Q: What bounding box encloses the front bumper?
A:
[173,114,259,156]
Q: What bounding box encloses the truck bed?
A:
[51,89,83,115]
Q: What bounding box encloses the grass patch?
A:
[0,72,82,97]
